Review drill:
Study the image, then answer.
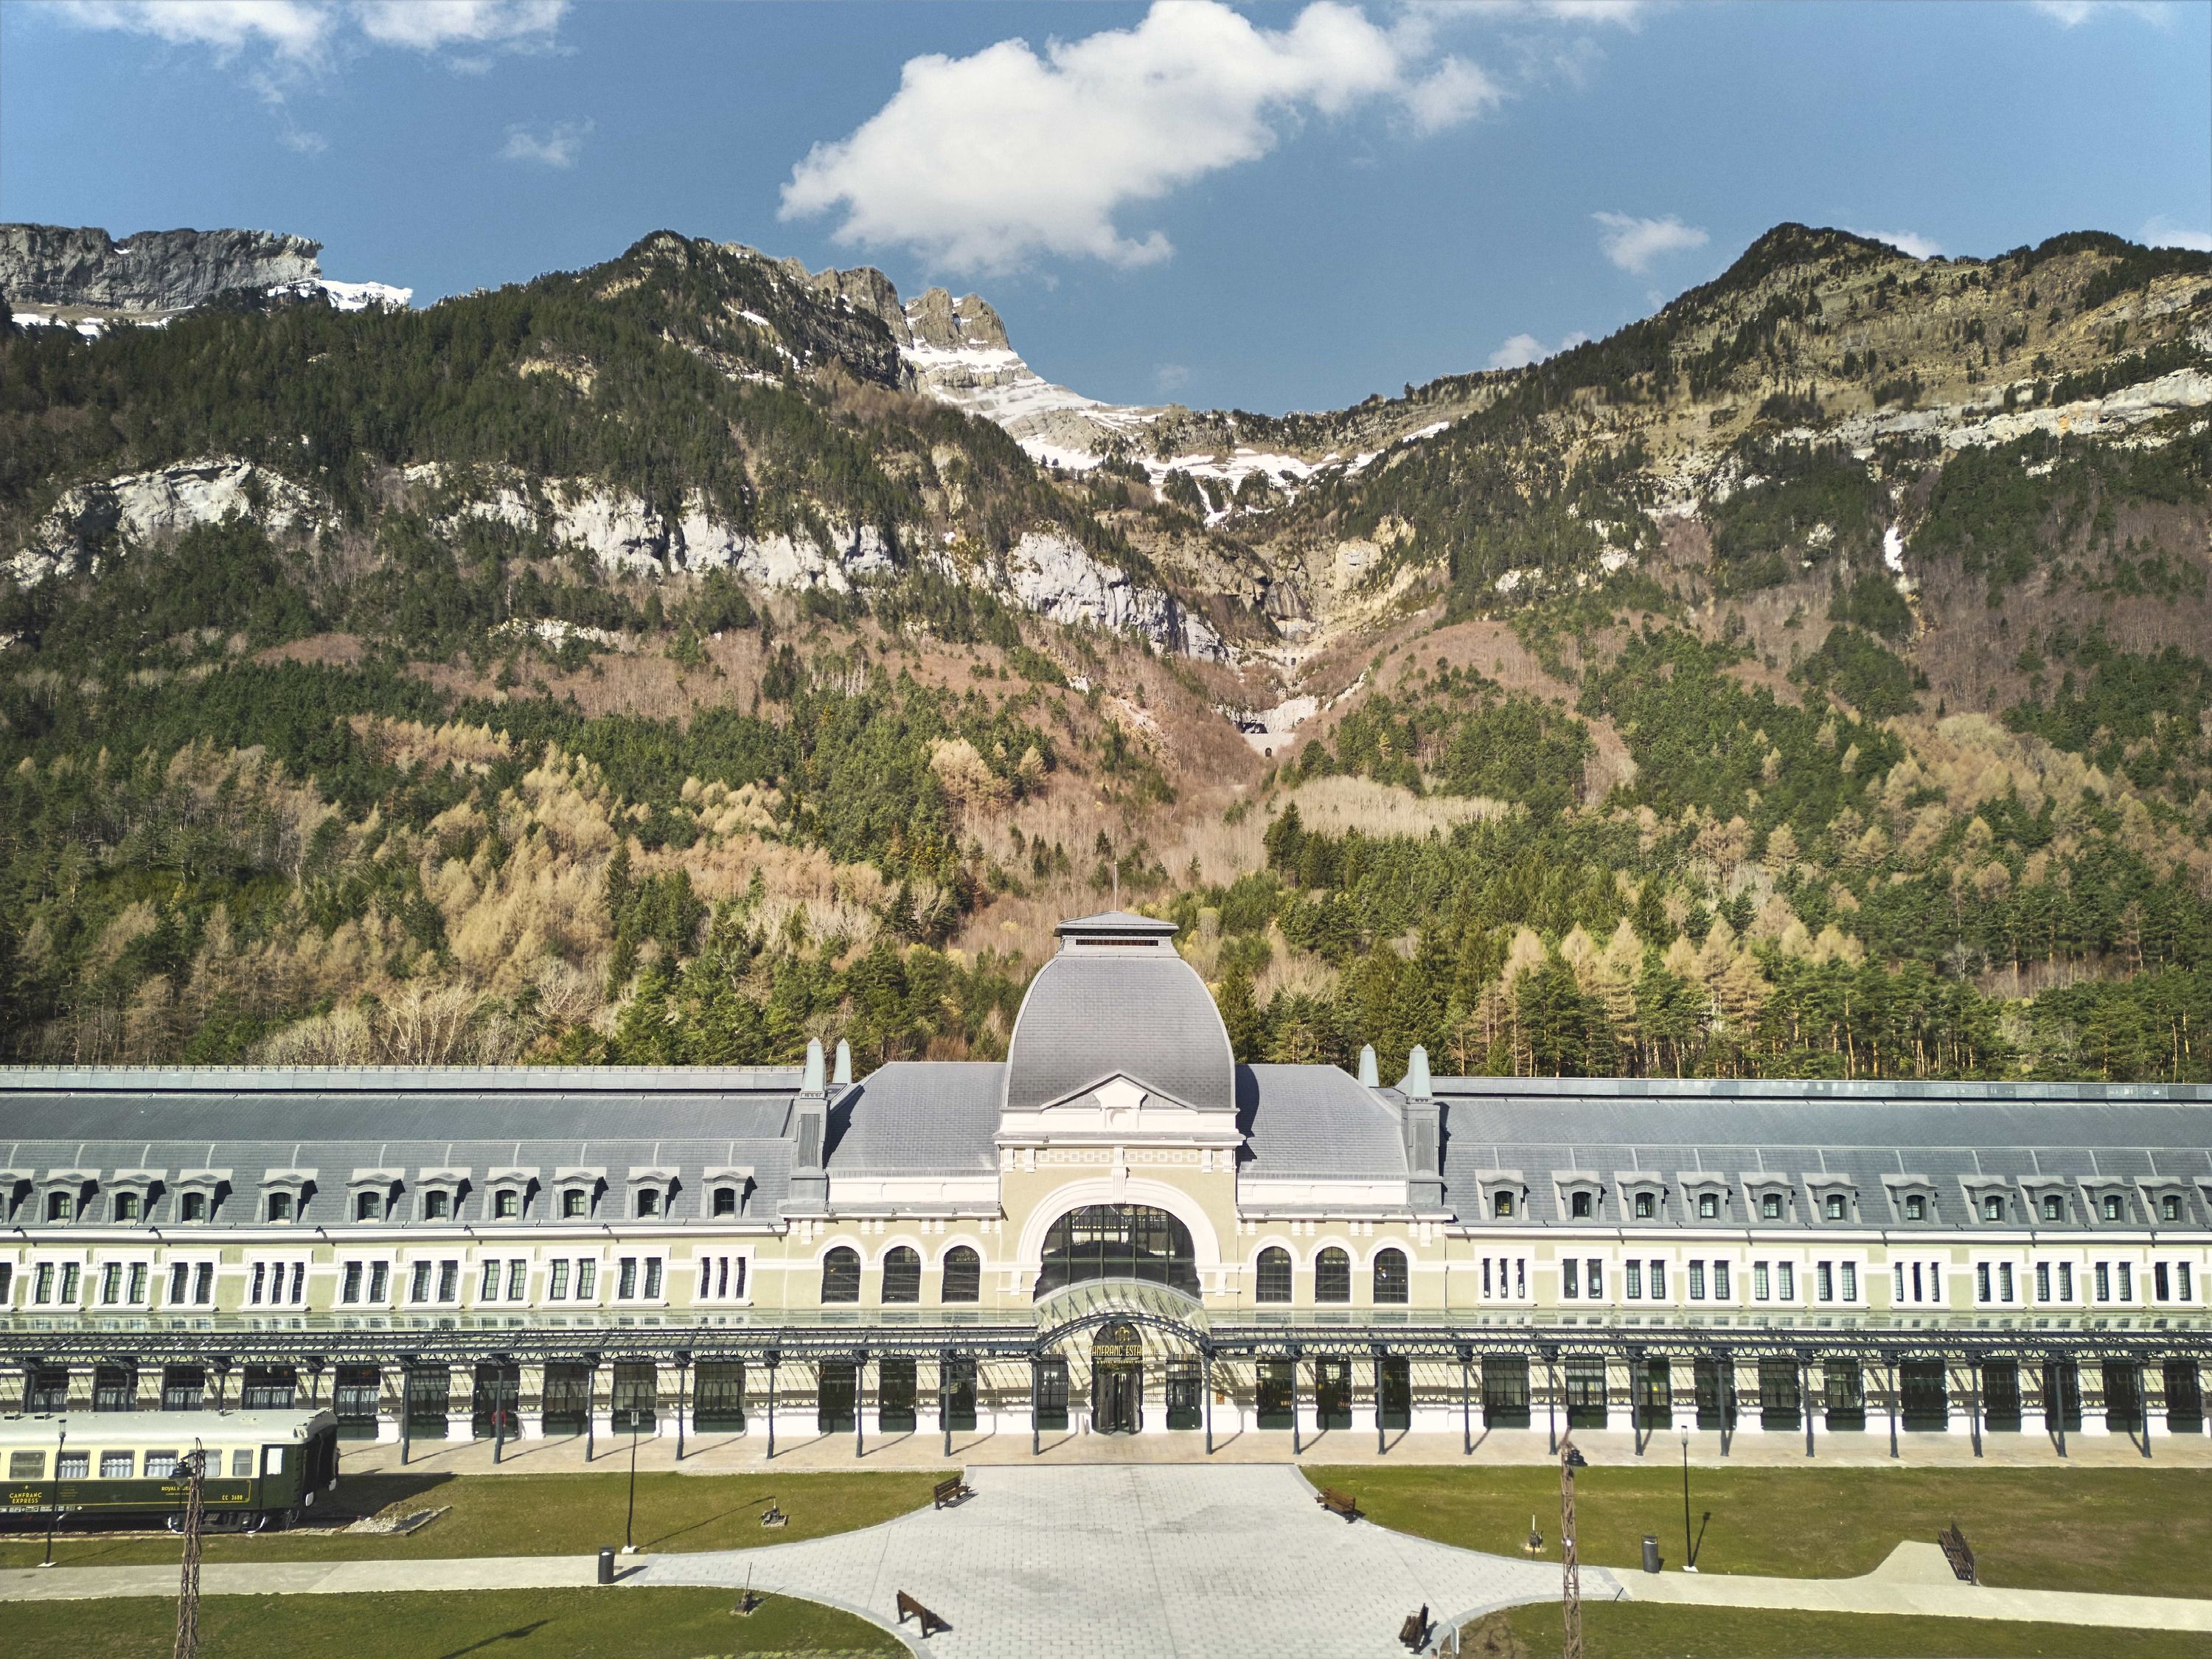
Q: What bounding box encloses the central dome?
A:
[1004,913,1235,1113]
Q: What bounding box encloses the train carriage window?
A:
[231,1449,254,1478]
[262,1447,286,1475]
[9,1451,45,1479]
[144,1450,178,1479]
[57,1451,88,1480]
[941,1245,981,1302]
[100,1452,133,1478]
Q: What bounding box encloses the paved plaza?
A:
[8,1464,2212,1655]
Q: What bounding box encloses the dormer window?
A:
[1570,1192,1592,1219]
[712,1186,740,1217]
[116,1192,142,1222]
[2101,1194,2124,1222]
[2163,1194,2183,1222]
[266,1192,293,1222]
[494,1189,521,1220]
[423,1190,451,1220]
[1904,1194,1926,1222]
[563,1189,588,1219]
[1823,1194,1847,1221]
[2042,1193,2066,1222]
[46,1191,74,1222]
[1494,1192,1515,1219]
[1697,1192,1719,1220]
[1760,1192,1783,1220]
[1634,1192,1656,1220]
[1983,1194,2006,1222]
[356,1191,383,1222]
[181,1192,209,1222]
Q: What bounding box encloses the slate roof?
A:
[1238,1065,1408,1180]
[1002,951,1235,1114]
[824,1062,1004,1175]
[0,1067,802,1230]
[1434,1079,2212,1232]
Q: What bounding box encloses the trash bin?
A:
[1642,1534,1661,1574]
[598,1545,616,1585]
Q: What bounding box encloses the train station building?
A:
[4,911,2209,1454]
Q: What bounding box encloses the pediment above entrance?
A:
[998,1070,1242,1152]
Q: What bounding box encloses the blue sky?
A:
[4,1,2206,414]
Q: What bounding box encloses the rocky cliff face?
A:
[0,224,324,313]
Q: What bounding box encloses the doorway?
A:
[1093,1321,1143,1434]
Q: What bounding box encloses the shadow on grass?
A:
[437,1619,549,1658]
[639,1489,787,1552]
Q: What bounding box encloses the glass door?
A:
[1035,1358,1070,1431]
[1256,1360,1295,1430]
[1981,1360,2021,1432]
[1481,1354,1530,1428]
[1165,1359,1203,1430]
[541,1363,591,1436]
[471,1362,520,1439]
[1758,1357,1801,1431]
[693,1362,746,1432]
[1315,1360,1352,1430]
[817,1362,857,1434]
[1900,1359,1949,1431]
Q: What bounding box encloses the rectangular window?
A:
[7,1451,44,1479]
[437,1260,459,1302]
[1516,1259,1526,1298]
[58,1451,88,1480]
[1977,1264,1991,1304]
[1753,1262,1770,1301]
[342,1263,362,1304]
[2118,1263,2132,1302]
[33,1264,53,1304]
[1714,1261,1730,1299]
[0,1265,10,1303]
[2000,1262,2014,1303]
[481,1260,500,1301]
[644,1259,663,1299]
[144,1451,178,1480]
[192,1263,213,1304]
[1818,1262,1834,1301]
[1482,1258,1492,1298]
[1586,1259,1601,1299]
[368,1262,389,1302]
[101,1451,134,1479]
[1688,1262,1705,1300]
[411,1262,434,1303]
[290,1262,305,1304]
[549,1259,570,1300]
[576,1260,596,1299]
[508,1260,527,1301]
[617,1258,638,1300]
[2180,1263,2195,1302]
[1778,1262,1795,1300]
[1649,1260,1666,1300]
[1625,1260,1642,1298]
[2096,1263,2111,1301]
[101,1263,122,1304]
[2059,1262,2073,1301]
[2037,1262,2051,1302]
[231,1449,254,1478]
[1894,1264,1906,1304]
[1563,1259,1579,1298]
[1841,1263,1857,1301]
[251,1263,266,1304]
[128,1263,147,1304]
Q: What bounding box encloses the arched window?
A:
[424,1190,451,1220]
[563,1189,589,1219]
[1373,1248,1408,1305]
[265,1192,293,1222]
[1494,1192,1516,1219]
[1823,1194,1847,1221]
[1256,1247,1292,1303]
[634,1188,661,1219]
[1983,1194,2006,1221]
[1315,1248,1351,1304]
[2101,1194,2124,1222]
[46,1191,73,1222]
[116,1192,143,1222]
[1697,1192,1719,1219]
[1034,1205,1198,1296]
[181,1192,209,1222]
[821,1247,861,1304]
[1634,1192,1656,1220]
[712,1186,739,1217]
[1904,1194,1926,1221]
[355,1191,382,1222]
[494,1189,521,1219]
[942,1246,981,1302]
[2164,1194,2183,1222]
[882,1246,921,1303]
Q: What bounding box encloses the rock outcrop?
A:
[1,224,324,313]
[7,459,324,585]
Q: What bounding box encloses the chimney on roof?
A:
[1396,1045,1442,1209]
[789,1039,829,1211]
[1397,1045,1432,1100]
[1357,1045,1380,1088]
[802,1038,827,1095]
[832,1039,852,1088]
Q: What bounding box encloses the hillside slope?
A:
[2,222,2208,1082]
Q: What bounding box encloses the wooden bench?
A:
[895,1590,949,1638]
[1316,1487,1361,1523]
[1397,1603,1430,1649]
[931,1476,973,1510]
[1938,1522,1976,1585]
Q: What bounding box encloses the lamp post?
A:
[1679,1427,1697,1571]
[622,1394,641,1554]
[41,1425,65,1568]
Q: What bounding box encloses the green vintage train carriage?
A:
[1,1408,339,1530]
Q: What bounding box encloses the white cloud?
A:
[2143,215,2212,252]
[279,125,329,156]
[780,1,1501,275]
[1488,328,1589,369]
[58,1,334,61]
[1154,363,1192,394]
[1593,211,1707,274]
[2029,1,2175,25]
[1852,227,1943,260]
[502,118,591,168]
[354,1,565,51]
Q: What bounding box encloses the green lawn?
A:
[3,1587,902,1658]
[0,1469,944,1571]
[1471,1603,2212,1659]
[1308,1464,2212,1598]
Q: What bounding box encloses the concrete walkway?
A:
[7,1465,2211,1655]
[1624,1539,2212,1635]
